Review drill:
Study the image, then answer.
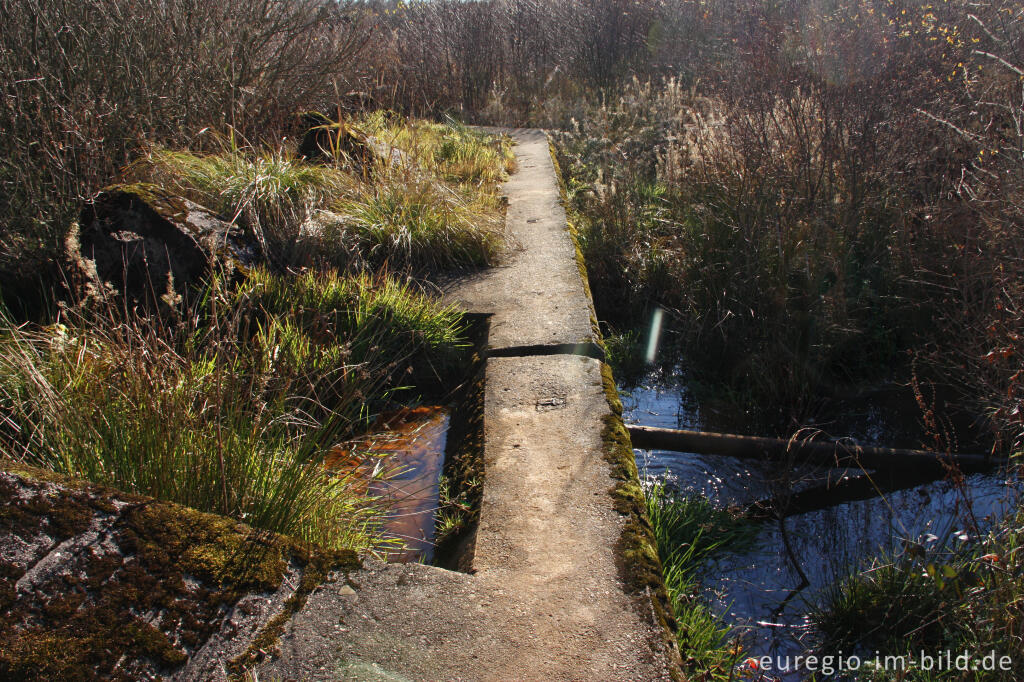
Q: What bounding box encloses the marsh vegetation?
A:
[3,0,1024,677]
[0,0,514,557]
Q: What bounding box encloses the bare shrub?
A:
[366,0,663,124]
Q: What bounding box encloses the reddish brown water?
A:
[328,406,450,563]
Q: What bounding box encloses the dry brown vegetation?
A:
[541,0,1024,456]
[3,0,1024,676]
[0,0,369,315]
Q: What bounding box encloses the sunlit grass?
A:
[644,480,757,680]
[356,111,515,191]
[131,145,355,264]
[235,267,469,386]
[332,178,502,272]
[127,117,508,274]
[0,266,470,552]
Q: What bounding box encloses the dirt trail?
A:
[258,130,674,682]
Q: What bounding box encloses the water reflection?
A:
[328,406,449,563]
[621,379,1020,679]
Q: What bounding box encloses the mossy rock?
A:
[0,463,358,681]
[66,184,260,311]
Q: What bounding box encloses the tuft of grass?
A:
[234,267,470,389]
[0,266,470,552]
[813,515,1024,680]
[644,480,757,680]
[128,122,507,275]
[356,111,516,191]
[604,331,647,387]
[0,314,380,551]
[333,177,502,272]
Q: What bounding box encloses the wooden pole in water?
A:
[625,425,996,474]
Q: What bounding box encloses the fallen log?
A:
[67,183,260,310]
[626,424,996,474]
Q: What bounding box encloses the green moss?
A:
[548,138,604,347]
[122,503,289,593]
[598,362,683,680]
[99,182,192,224]
[0,468,100,542]
[1,460,98,491]
[127,620,190,667]
[226,549,358,679]
[560,133,682,676]
[0,465,359,680]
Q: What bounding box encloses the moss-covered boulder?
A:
[0,464,358,681]
[66,184,259,310]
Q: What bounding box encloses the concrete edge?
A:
[546,137,604,349]
[545,136,685,680]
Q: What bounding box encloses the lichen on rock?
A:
[0,464,358,681]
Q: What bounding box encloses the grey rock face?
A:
[67,184,259,309]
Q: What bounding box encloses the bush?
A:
[554,0,1023,437]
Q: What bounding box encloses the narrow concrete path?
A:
[257,130,673,682]
[444,129,597,349]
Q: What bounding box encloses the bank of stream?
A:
[622,374,1021,678]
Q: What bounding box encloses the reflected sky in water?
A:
[621,379,1020,678]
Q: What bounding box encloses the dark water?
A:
[329,406,450,563]
[622,379,1020,679]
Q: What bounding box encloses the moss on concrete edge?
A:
[226,548,356,680]
[545,133,682,678]
[546,136,604,349]
[598,364,684,680]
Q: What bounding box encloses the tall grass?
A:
[554,0,1024,442]
[0,267,469,551]
[356,112,516,190]
[334,178,503,272]
[126,125,506,275]
[814,513,1024,679]
[556,76,937,423]
[235,267,469,388]
[644,481,756,679]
